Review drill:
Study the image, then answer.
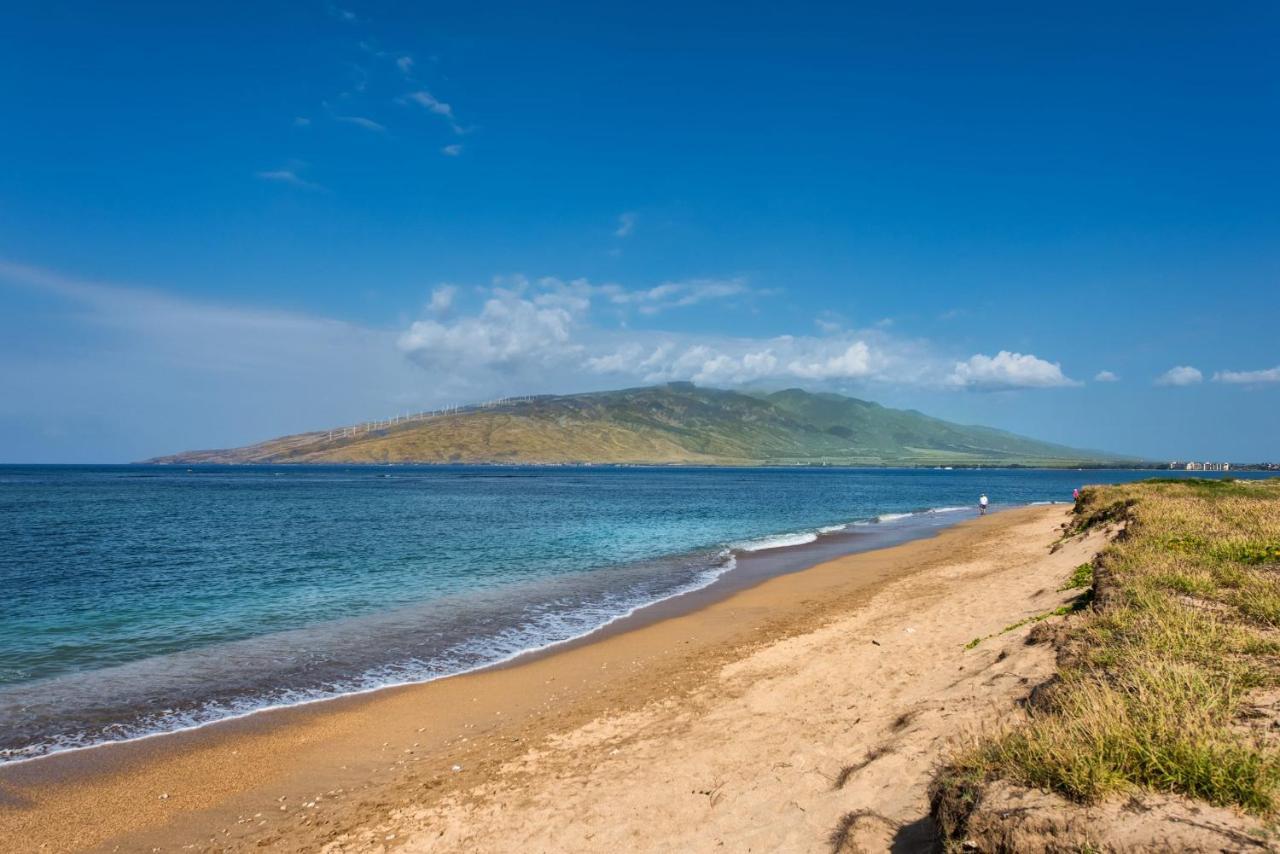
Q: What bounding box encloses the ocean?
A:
[0,465,1256,764]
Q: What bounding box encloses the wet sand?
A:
[0,504,1094,852]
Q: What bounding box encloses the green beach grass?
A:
[932,477,1280,843]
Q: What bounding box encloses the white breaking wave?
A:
[841,507,971,526]
[734,531,819,552]
[741,505,971,547]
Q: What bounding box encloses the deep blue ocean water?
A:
[0,465,1261,763]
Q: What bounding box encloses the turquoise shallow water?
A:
[0,465,1258,762]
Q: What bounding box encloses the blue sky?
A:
[1,1,1277,462]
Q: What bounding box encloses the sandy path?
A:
[319,506,1102,853]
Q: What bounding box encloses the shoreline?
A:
[34,461,1169,470]
[0,504,1079,852]
[494,503,986,665]
[0,503,987,770]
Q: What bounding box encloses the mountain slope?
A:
[147,383,1122,466]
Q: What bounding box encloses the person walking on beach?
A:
[978,493,989,515]
[1073,487,1081,502]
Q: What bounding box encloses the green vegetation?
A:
[149,383,1121,466]
[1061,562,1094,591]
[933,478,1280,842]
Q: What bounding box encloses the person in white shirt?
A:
[978,493,989,515]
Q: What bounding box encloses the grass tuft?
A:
[833,745,893,790]
[1061,562,1095,591]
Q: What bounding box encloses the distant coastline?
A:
[137,460,1277,470]
[142,459,1184,470]
[145,382,1135,468]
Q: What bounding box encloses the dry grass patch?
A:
[833,745,894,790]
[933,478,1280,844]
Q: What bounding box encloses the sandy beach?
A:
[0,503,1104,852]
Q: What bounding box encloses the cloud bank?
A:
[396,275,1079,393]
[1214,366,1280,385]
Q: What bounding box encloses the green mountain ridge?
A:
[147,383,1127,466]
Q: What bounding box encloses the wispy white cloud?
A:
[404,90,452,116]
[1156,365,1203,386]
[0,260,345,347]
[255,168,324,191]
[614,212,636,238]
[402,90,464,133]
[596,277,751,315]
[334,115,386,133]
[331,61,370,99]
[396,55,414,75]
[293,116,311,127]
[947,351,1081,390]
[0,258,418,460]
[326,3,357,22]
[814,311,844,335]
[1214,366,1280,384]
[428,285,457,315]
[1094,370,1120,382]
[442,144,463,156]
